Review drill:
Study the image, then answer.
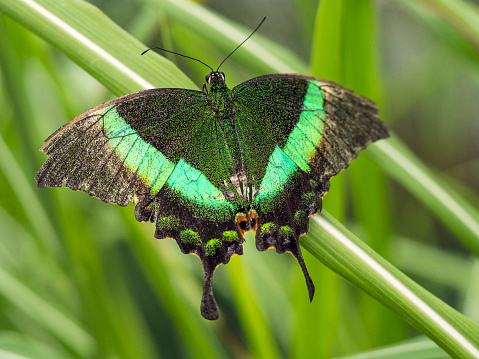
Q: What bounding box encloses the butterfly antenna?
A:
[216,17,266,72]
[142,47,214,72]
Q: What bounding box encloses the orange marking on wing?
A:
[236,214,248,236]
[249,210,258,233]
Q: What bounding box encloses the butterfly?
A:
[35,21,389,320]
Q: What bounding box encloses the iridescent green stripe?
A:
[100,105,175,194]
[254,145,298,212]
[167,159,233,222]
[283,80,325,172]
[100,105,233,220]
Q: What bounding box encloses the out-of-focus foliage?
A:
[0,0,478,358]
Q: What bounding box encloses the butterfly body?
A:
[36,72,388,320]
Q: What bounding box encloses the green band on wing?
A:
[283,80,325,172]
[223,230,239,243]
[167,159,234,222]
[254,146,298,212]
[101,105,175,194]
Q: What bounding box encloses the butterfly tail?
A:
[199,237,244,320]
[292,241,315,302]
[200,263,219,320]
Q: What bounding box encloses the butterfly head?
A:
[205,71,226,85]
[142,17,267,95]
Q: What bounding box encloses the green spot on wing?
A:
[293,211,306,226]
[223,231,239,243]
[157,215,179,231]
[279,226,294,240]
[261,222,276,235]
[180,230,201,245]
[283,80,325,172]
[205,238,222,256]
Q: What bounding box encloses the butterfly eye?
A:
[205,73,212,84]
[218,72,225,81]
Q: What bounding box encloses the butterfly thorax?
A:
[206,72,249,202]
[207,73,232,121]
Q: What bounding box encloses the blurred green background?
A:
[0,0,478,358]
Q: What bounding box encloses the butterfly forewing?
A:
[37,89,205,202]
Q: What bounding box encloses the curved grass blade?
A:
[333,336,448,359]
[229,254,281,359]
[308,0,397,353]
[0,0,196,95]
[162,0,309,75]
[304,211,479,359]
[369,136,479,255]
[413,0,479,54]
[0,266,96,357]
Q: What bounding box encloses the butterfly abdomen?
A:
[209,77,252,204]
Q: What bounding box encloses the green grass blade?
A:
[0,134,61,256]
[334,336,448,359]
[0,267,95,357]
[0,0,196,94]
[0,332,75,359]
[414,0,479,53]
[369,136,479,255]
[391,236,475,298]
[304,211,479,359]
[163,0,309,75]
[308,0,398,352]
[229,255,281,359]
